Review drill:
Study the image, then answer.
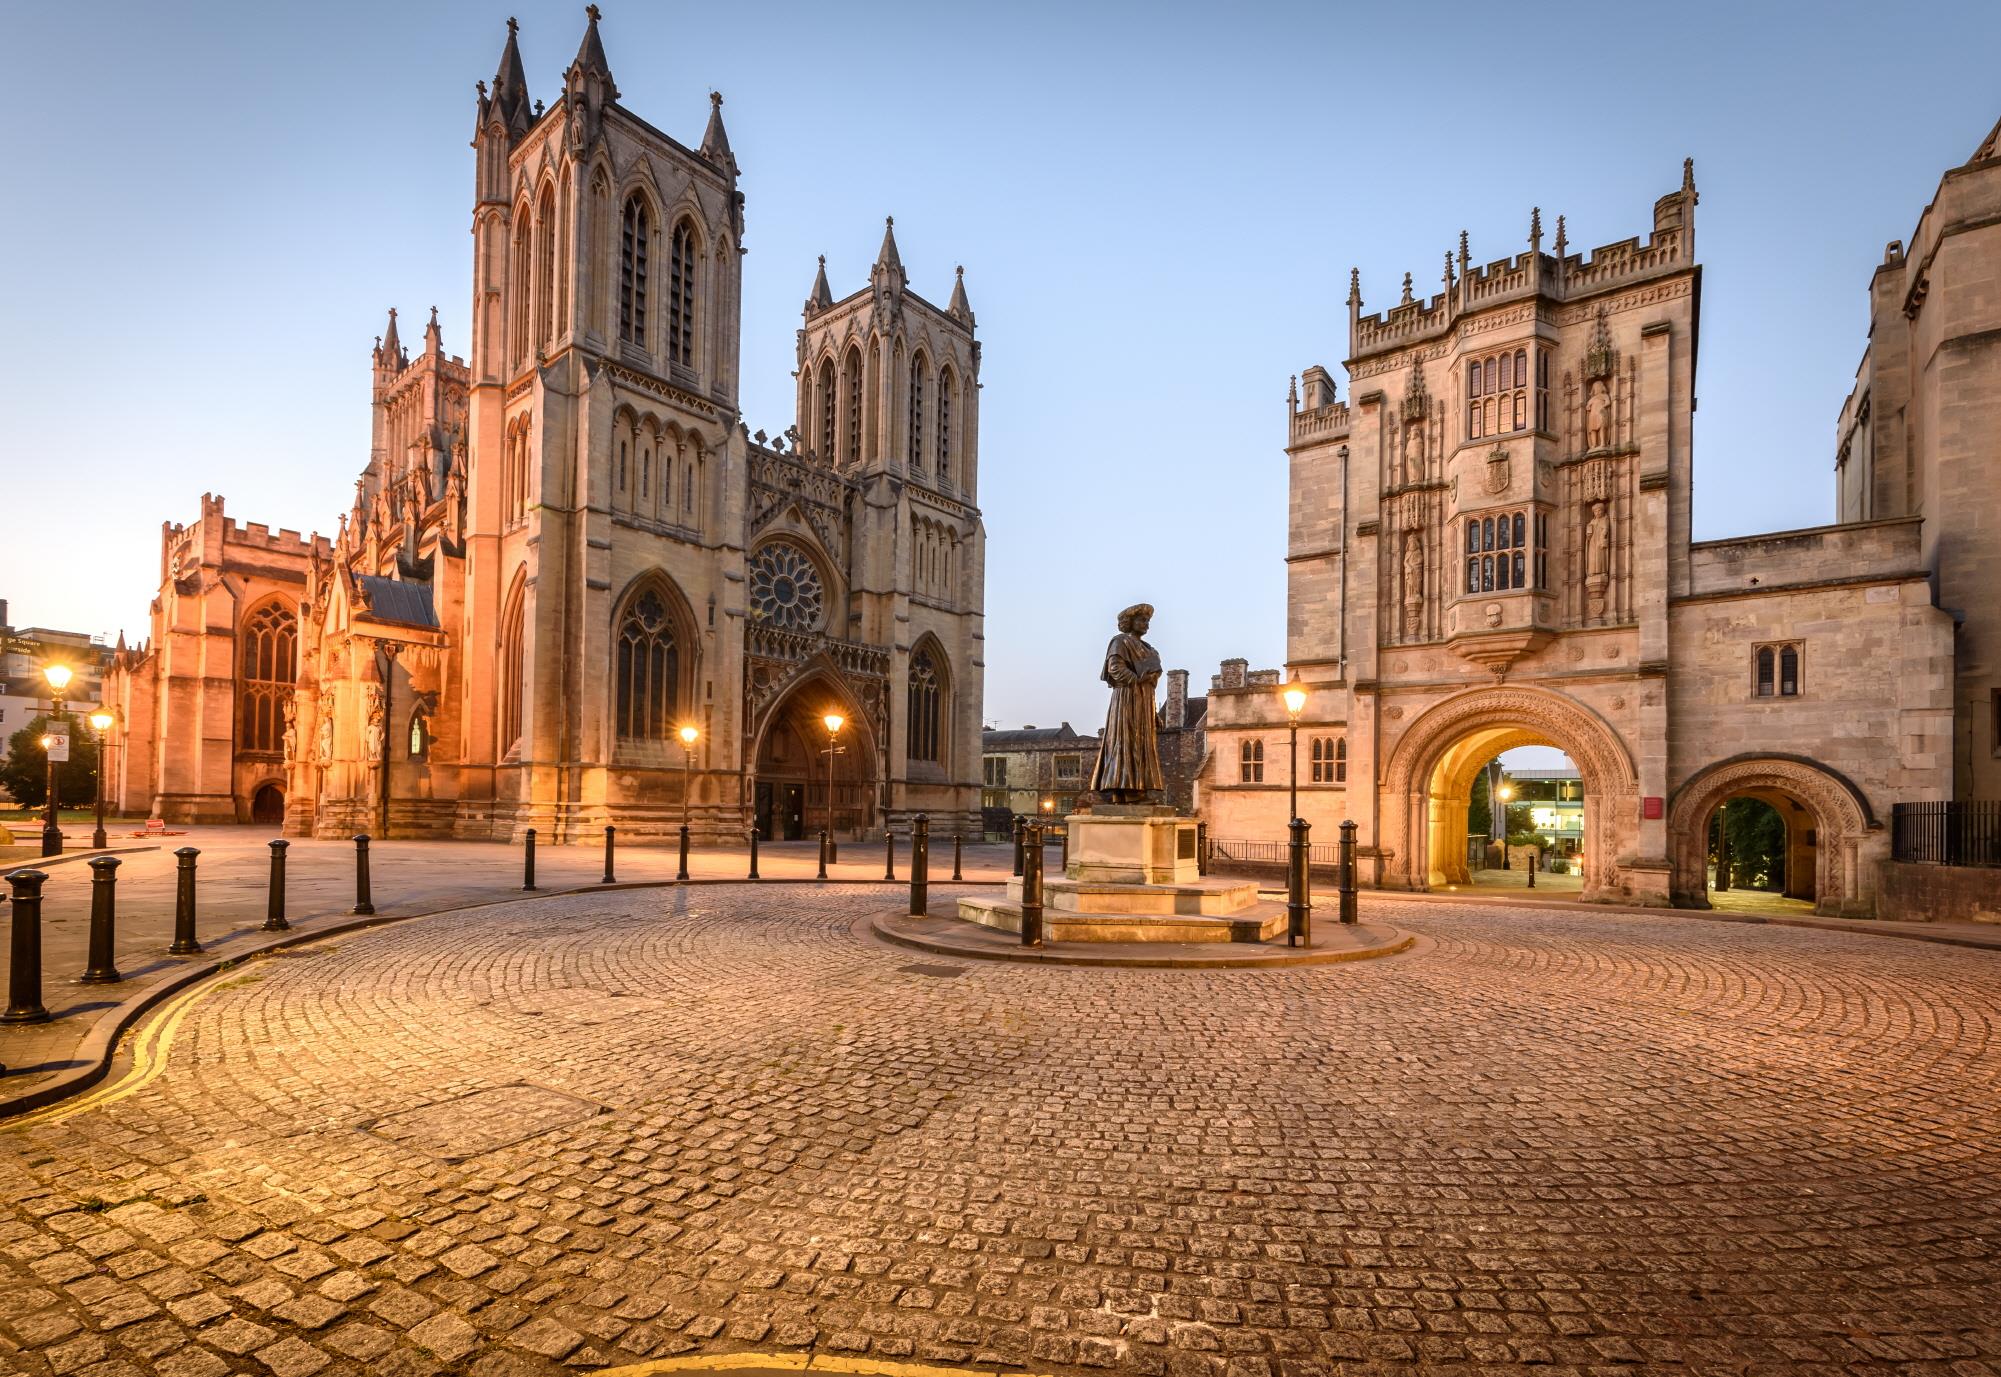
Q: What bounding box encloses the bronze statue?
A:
[1089,603,1164,803]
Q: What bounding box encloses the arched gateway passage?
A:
[749,671,877,843]
[1667,755,1878,917]
[1382,687,1639,904]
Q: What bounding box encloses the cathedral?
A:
[1203,123,2001,918]
[102,9,987,844]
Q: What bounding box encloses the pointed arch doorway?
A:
[752,677,877,843]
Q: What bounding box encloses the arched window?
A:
[1779,644,1800,696]
[1755,646,1776,697]
[1335,737,1347,783]
[1238,738,1265,783]
[499,575,526,757]
[908,355,927,471]
[1466,346,1533,440]
[619,195,650,347]
[615,587,680,740]
[844,347,864,464]
[818,359,837,459]
[907,645,943,762]
[668,218,697,369]
[937,368,954,486]
[536,183,557,347]
[510,213,532,368]
[239,603,297,754]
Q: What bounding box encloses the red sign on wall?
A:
[1641,796,1664,819]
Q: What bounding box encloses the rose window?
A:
[749,542,825,631]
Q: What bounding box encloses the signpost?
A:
[43,727,69,763]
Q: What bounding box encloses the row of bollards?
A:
[1282,818,1363,946]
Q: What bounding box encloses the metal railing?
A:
[1209,838,1343,868]
[1891,801,2001,868]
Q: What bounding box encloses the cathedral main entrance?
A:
[752,678,877,843]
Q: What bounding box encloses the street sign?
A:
[44,727,69,762]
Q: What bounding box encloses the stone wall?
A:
[1876,860,2001,924]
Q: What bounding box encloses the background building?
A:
[0,602,111,765]
[103,12,986,841]
[980,723,1098,823]
[1203,142,1987,917]
[1155,667,1209,813]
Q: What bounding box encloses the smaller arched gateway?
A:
[1667,755,1880,917]
[250,782,285,825]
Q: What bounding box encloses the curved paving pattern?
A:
[2,886,1999,1375]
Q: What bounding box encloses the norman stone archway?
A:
[1381,686,1640,903]
[1667,754,1878,917]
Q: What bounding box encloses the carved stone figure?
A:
[317,711,334,765]
[1586,500,1612,580]
[1402,538,1425,637]
[1586,379,1611,450]
[281,698,299,764]
[1087,603,1165,803]
[1402,419,1424,477]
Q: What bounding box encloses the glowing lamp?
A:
[43,663,73,693]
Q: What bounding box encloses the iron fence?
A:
[1891,801,2001,868]
[1209,838,1343,868]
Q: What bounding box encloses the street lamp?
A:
[1281,681,1307,823]
[678,723,699,831]
[1495,780,1515,869]
[89,709,115,849]
[40,663,73,857]
[822,712,844,860]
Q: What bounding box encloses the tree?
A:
[0,715,99,810]
[1502,800,1538,848]
[1713,798,1786,891]
[1467,767,1492,837]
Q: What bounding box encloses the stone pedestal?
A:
[957,807,1279,943]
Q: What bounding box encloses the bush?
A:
[0,716,100,809]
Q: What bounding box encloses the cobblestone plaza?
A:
[3,885,1998,1375]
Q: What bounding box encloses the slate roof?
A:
[355,576,438,629]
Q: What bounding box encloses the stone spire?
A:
[423,306,442,356]
[563,6,616,150]
[700,91,735,173]
[1529,206,1543,253]
[374,307,405,373]
[1399,272,1413,306]
[1346,267,1361,308]
[875,216,904,278]
[1682,156,1698,200]
[1554,214,1568,258]
[947,265,973,326]
[1458,229,1470,279]
[806,255,833,314]
[488,17,533,140]
[871,216,906,311]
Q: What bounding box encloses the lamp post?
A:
[1496,780,1514,869]
[822,712,844,862]
[89,709,114,849]
[677,724,699,881]
[40,663,73,857]
[1281,682,1306,823]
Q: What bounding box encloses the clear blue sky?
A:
[4,1,1997,734]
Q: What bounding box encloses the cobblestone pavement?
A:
[2,888,1999,1376]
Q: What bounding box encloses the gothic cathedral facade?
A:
[103,11,986,843]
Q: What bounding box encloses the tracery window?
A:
[748,541,826,632]
[1754,642,1802,698]
[619,195,650,347]
[908,356,927,471]
[667,218,697,369]
[937,368,954,486]
[1467,345,1533,440]
[239,603,297,754]
[615,588,680,740]
[1310,736,1344,784]
[1239,738,1265,783]
[1464,508,1544,594]
[907,645,943,763]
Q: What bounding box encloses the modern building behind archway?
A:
[1202,130,2001,916]
[101,12,985,842]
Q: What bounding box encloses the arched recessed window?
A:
[536,183,557,347]
[907,645,944,762]
[615,587,680,741]
[619,195,650,347]
[510,213,532,368]
[499,575,526,756]
[1335,737,1347,783]
[668,218,697,368]
[239,603,297,754]
[1482,516,1494,550]
[937,368,954,485]
[617,439,627,491]
[1239,738,1265,783]
[818,359,836,459]
[1779,644,1800,696]
[844,347,864,464]
[908,356,927,471]
[1755,646,1776,697]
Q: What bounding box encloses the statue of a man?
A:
[1088,603,1165,803]
[1586,499,1613,580]
[1586,379,1611,450]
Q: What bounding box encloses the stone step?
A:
[1005,875,1261,916]
[958,895,1288,943]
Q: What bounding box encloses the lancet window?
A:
[667,218,696,369]
[907,645,944,763]
[239,603,297,755]
[1754,643,1803,698]
[937,369,954,486]
[1239,738,1265,783]
[1310,736,1346,784]
[908,356,927,471]
[619,195,650,348]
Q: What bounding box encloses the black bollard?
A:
[1338,819,1358,926]
[602,825,617,884]
[1286,817,1312,947]
[817,830,829,880]
[952,832,963,882]
[81,856,123,984]
[677,824,691,882]
[352,834,375,916]
[1059,823,1070,873]
[1197,821,1210,877]
[264,839,290,932]
[909,814,929,916]
[883,829,896,882]
[522,827,538,892]
[748,826,761,880]
[170,846,203,954]
[1019,824,1043,947]
[4,870,50,1023]
[1012,815,1025,877]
